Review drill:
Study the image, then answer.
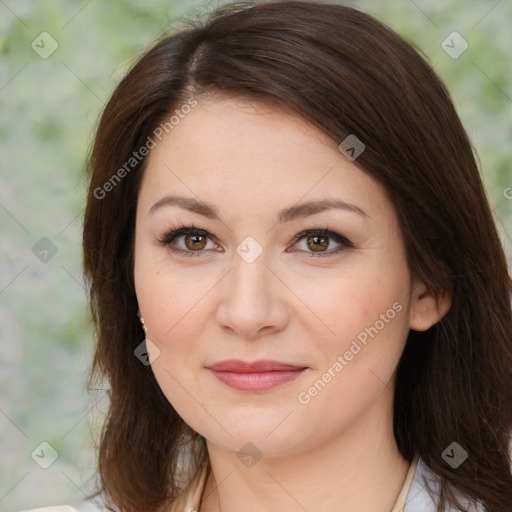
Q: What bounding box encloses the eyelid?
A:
[155,223,218,258]
[289,227,353,248]
[156,224,212,244]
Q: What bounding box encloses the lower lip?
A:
[208,369,306,391]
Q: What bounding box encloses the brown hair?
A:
[82,1,512,511]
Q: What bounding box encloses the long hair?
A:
[82,2,512,511]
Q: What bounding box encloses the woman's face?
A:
[134,96,443,457]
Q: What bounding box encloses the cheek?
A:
[307,263,407,338]
[295,276,409,431]
[134,246,218,350]
[150,355,211,438]
[301,255,411,395]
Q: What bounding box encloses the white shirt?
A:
[13,455,492,512]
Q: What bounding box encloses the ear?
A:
[409,277,452,331]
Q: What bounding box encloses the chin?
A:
[196,413,319,459]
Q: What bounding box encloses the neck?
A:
[199,393,411,512]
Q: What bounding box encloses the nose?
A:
[215,251,290,340]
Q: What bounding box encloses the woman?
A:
[21,1,512,511]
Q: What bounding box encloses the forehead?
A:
[149,96,336,167]
[138,96,391,225]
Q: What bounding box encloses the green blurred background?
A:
[0,0,510,509]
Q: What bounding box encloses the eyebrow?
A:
[148,195,369,223]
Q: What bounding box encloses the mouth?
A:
[206,359,309,392]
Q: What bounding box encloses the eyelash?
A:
[155,222,354,258]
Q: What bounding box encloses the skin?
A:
[133,95,452,512]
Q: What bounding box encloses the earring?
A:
[139,315,147,335]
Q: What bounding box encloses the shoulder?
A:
[404,433,512,510]
[15,507,81,512]
[15,500,105,512]
[405,456,489,512]
[404,457,446,511]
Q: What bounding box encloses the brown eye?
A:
[157,226,218,258]
[306,234,330,252]
[183,233,207,251]
[289,228,353,258]
[157,225,353,259]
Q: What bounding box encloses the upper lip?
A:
[206,359,307,372]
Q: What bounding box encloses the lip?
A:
[206,359,308,392]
